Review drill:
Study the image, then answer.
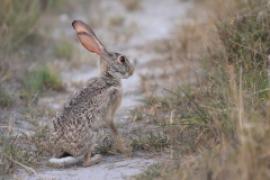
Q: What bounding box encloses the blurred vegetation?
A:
[54,40,74,60]
[0,87,13,108]
[131,131,169,152]
[218,8,270,98]
[22,65,63,96]
[0,0,69,55]
[135,0,270,179]
[120,0,141,11]
[39,0,66,10]
[0,0,41,54]
[109,15,125,27]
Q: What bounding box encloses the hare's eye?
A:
[118,56,126,64]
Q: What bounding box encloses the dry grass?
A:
[0,124,51,175]
[0,102,56,175]
[134,0,270,179]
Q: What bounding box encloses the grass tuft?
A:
[23,65,64,96]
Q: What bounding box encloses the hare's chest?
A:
[83,87,122,125]
[108,86,122,112]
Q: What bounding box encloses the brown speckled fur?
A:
[51,76,122,156]
[48,20,134,167]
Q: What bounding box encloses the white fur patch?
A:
[48,156,84,168]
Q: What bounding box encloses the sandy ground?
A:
[14,0,192,179]
[15,155,155,180]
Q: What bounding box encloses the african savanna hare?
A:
[48,20,134,168]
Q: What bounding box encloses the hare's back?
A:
[54,77,113,130]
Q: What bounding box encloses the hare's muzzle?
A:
[128,66,135,76]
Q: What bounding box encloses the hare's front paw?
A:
[83,154,103,167]
[114,136,132,156]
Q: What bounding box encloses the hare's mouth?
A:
[122,72,132,79]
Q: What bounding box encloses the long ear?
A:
[72,20,107,55]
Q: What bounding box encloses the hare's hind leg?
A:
[83,153,103,167]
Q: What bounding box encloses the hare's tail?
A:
[48,156,84,168]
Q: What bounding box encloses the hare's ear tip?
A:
[72,20,79,28]
[72,20,76,27]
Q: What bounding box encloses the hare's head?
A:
[72,20,134,79]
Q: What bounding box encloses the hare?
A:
[48,20,134,168]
